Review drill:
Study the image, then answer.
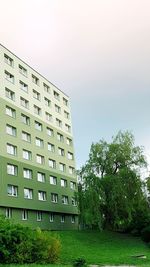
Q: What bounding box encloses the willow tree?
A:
[78,131,150,231]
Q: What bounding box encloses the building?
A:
[0,44,78,230]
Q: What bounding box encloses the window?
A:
[20,97,29,109]
[44,97,51,107]
[48,143,55,152]
[7,164,17,176]
[33,89,40,100]
[5,88,15,101]
[35,121,42,131]
[62,195,69,205]
[5,71,14,83]
[68,152,73,160]
[7,144,17,155]
[51,193,58,203]
[6,106,16,118]
[56,118,62,128]
[23,168,32,179]
[50,176,57,185]
[55,104,61,113]
[4,54,13,66]
[20,81,28,92]
[23,149,32,160]
[70,181,76,190]
[22,131,31,142]
[21,113,30,125]
[65,124,71,132]
[22,209,28,220]
[61,215,65,223]
[59,163,66,172]
[24,188,33,199]
[66,138,72,146]
[47,127,54,136]
[53,90,60,100]
[19,65,27,76]
[6,208,12,219]
[7,185,18,197]
[72,197,77,206]
[34,105,41,116]
[37,172,45,182]
[58,147,65,156]
[37,211,42,221]
[57,133,64,142]
[64,110,70,119]
[45,112,52,122]
[35,137,44,147]
[49,213,54,222]
[49,159,56,169]
[43,83,50,93]
[71,215,75,223]
[63,97,68,106]
[61,179,67,187]
[69,166,75,174]
[38,191,46,201]
[6,124,16,136]
[36,154,44,164]
[32,74,39,85]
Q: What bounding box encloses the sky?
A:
[1,0,150,174]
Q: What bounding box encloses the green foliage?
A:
[77,131,150,232]
[141,226,150,243]
[32,229,61,264]
[0,216,61,264]
[73,257,86,267]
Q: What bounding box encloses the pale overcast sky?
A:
[1,0,150,173]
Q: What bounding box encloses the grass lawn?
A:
[58,230,150,266]
[0,230,150,267]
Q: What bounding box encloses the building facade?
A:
[0,44,78,230]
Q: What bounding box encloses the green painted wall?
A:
[0,97,78,230]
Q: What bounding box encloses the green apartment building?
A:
[0,44,78,230]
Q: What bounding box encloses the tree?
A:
[78,131,149,232]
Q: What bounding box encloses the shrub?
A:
[0,216,61,264]
[32,228,61,263]
[141,225,150,243]
[73,257,87,267]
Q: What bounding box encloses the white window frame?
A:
[7,185,18,197]
[7,144,17,155]
[22,131,31,142]
[23,149,32,160]
[7,164,17,176]
[61,179,67,187]
[23,168,32,179]
[37,172,45,182]
[49,159,56,169]
[50,176,57,185]
[6,106,16,118]
[36,154,44,164]
[62,195,69,205]
[24,188,33,199]
[5,88,15,101]
[38,191,46,201]
[5,207,12,218]
[22,209,28,220]
[37,211,42,221]
[51,193,58,203]
[6,124,16,136]
[49,212,54,222]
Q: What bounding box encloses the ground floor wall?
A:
[0,207,78,230]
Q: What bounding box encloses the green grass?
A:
[58,230,150,266]
[0,230,150,266]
